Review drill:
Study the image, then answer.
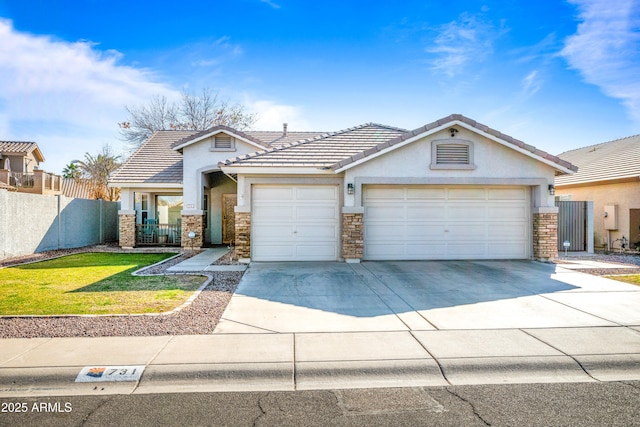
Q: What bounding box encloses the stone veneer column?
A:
[118,213,136,249]
[342,212,364,261]
[235,212,251,260]
[181,214,204,249]
[533,212,558,261]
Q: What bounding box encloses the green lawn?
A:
[0,253,207,315]
[604,275,640,287]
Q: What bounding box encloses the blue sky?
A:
[0,0,638,174]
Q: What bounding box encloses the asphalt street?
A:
[1,381,639,427]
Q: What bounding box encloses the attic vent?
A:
[430,139,476,170]
[214,135,233,149]
[436,144,469,164]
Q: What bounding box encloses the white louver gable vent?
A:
[431,139,476,170]
[436,144,469,164]
[211,134,235,151]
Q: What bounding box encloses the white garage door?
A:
[252,185,340,261]
[364,185,530,260]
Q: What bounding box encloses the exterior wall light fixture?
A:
[347,183,354,195]
[548,184,555,196]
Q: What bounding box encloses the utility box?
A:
[604,204,618,230]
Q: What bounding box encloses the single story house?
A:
[555,134,640,250]
[109,114,577,262]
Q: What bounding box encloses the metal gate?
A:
[556,201,587,251]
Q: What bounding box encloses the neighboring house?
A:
[555,134,640,250]
[110,114,577,262]
[0,141,61,195]
[61,178,93,199]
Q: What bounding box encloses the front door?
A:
[222,194,237,244]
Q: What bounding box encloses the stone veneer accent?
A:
[181,214,204,249]
[342,213,364,260]
[119,213,136,249]
[533,212,558,261]
[235,212,251,259]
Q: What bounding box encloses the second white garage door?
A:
[252,185,340,261]
[364,185,530,260]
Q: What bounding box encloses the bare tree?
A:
[119,88,257,147]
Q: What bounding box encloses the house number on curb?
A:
[75,365,145,382]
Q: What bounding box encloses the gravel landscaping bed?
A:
[556,252,640,276]
[0,246,243,338]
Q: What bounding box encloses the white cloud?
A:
[521,70,542,97]
[260,0,281,9]
[427,13,506,77]
[561,0,640,121]
[246,98,309,131]
[0,19,178,172]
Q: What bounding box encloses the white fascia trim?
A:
[172,130,266,151]
[220,166,337,175]
[108,182,183,189]
[453,121,576,175]
[334,119,575,175]
[333,123,452,173]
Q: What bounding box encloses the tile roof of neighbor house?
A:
[220,114,577,174]
[555,133,640,186]
[0,141,45,162]
[61,178,92,198]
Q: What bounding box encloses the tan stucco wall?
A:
[556,181,640,248]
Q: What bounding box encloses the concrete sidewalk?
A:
[2,326,640,397]
[2,258,640,397]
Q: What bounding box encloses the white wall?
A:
[343,127,557,209]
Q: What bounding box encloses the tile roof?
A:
[61,178,92,199]
[220,114,576,174]
[218,123,408,168]
[0,141,45,162]
[111,128,332,184]
[110,131,195,184]
[555,134,640,186]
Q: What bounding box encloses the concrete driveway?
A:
[214,260,640,333]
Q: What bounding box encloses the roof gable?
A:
[555,133,640,186]
[171,126,269,151]
[0,141,45,163]
[332,114,577,174]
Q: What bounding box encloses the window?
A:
[430,139,476,170]
[155,195,183,225]
[211,134,235,151]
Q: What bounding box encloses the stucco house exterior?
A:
[0,141,62,195]
[555,134,640,250]
[110,114,577,262]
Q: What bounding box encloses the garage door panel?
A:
[447,224,486,238]
[407,188,446,199]
[448,205,487,220]
[252,225,293,240]
[448,188,486,200]
[364,185,530,260]
[253,245,295,260]
[252,185,339,261]
[295,205,338,220]
[296,186,337,200]
[253,205,294,221]
[488,205,528,219]
[406,205,445,219]
[296,224,338,240]
[488,188,527,200]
